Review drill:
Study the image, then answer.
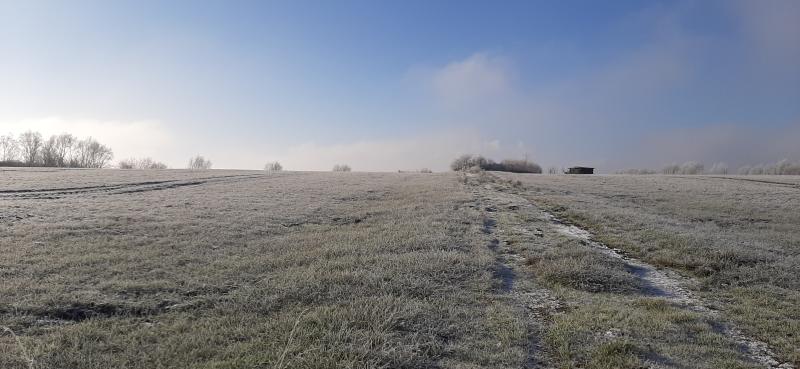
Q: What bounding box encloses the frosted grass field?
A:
[1,168,797,368]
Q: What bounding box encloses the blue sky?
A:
[1,0,798,171]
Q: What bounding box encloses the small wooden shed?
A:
[566,167,594,174]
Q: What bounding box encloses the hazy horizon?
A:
[2,0,798,172]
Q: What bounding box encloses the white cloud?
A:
[412,53,513,108]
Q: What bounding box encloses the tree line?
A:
[0,131,113,168]
[620,160,800,175]
[0,130,350,172]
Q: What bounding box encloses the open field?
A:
[1,168,527,368]
[1,168,798,368]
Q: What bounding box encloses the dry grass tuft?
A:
[1,326,33,369]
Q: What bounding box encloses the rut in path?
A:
[541,209,794,369]
[694,175,800,189]
[475,177,793,369]
[470,183,560,369]
[542,211,697,305]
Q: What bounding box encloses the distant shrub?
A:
[770,159,800,175]
[708,162,728,175]
[679,161,704,175]
[264,161,283,172]
[616,168,656,175]
[662,161,704,175]
[188,155,212,170]
[450,154,487,171]
[662,163,679,175]
[748,165,764,175]
[332,164,351,172]
[737,165,751,175]
[737,159,800,175]
[715,160,800,175]
[118,160,134,169]
[399,168,433,173]
[497,159,542,173]
[661,160,800,175]
[119,157,168,170]
[451,155,542,173]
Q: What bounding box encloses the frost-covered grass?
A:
[2,169,796,368]
[500,172,800,365]
[0,170,525,369]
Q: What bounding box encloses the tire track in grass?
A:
[541,212,697,304]
[678,176,800,190]
[0,174,267,199]
[540,209,793,369]
[542,210,794,369]
[475,175,794,369]
[466,176,561,368]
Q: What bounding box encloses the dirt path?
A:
[542,210,793,369]
[470,174,794,369]
[469,182,560,368]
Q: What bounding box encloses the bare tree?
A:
[188,155,212,170]
[55,133,77,167]
[332,164,351,172]
[661,161,710,175]
[662,163,679,175]
[0,134,19,162]
[450,154,488,171]
[738,159,800,175]
[119,157,168,169]
[497,159,542,173]
[7,131,114,168]
[617,168,656,175]
[41,135,59,167]
[679,161,704,175]
[42,133,79,167]
[451,154,473,171]
[708,162,728,175]
[118,159,136,169]
[264,161,283,172]
[74,137,114,168]
[737,165,751,175]
[764,159,800,175]
[18,131,43,166]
